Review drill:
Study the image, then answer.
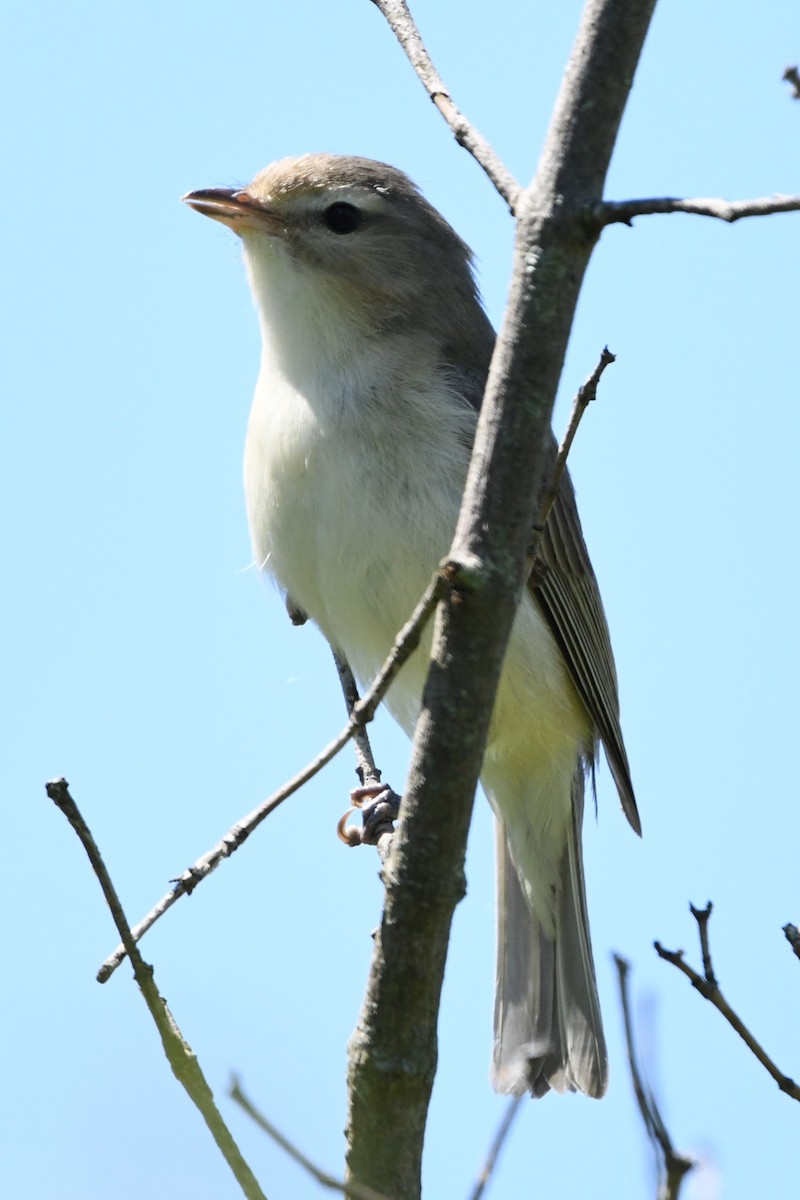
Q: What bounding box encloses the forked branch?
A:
[656,902,800,1101]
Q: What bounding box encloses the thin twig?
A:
[467,1095,523,1200]
[614,955,693,1200]
[368,0,521,210]
[332,652,383,790]
[690,901,716,987]
[230,1078,393,1200]
[46,778,268,1200]
[783,66,800,100]
[98,570,449,982]
[655,904,800,1101]
[782,922,800,960]
[599,194,800,226]
[530,346,616,556]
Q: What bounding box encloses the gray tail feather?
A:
[490,774,607,1098]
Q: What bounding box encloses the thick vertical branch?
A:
[345,2,657,1196]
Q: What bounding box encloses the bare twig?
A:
[599,194,800,226]
[97,570,448,983]
[782,922,800,960]
[783,65,800,99]
[46,779,267,1200]
[467,1096,523,1200]
[614,955,693,1200]
[530,346,616,556]
[368,0,521,210]
[655,903,800,1101]
[332,652,384,791]
[690,901,716,987]
[230,1078,392,1200]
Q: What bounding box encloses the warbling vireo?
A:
[184,154,639,1099]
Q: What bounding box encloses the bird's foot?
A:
[337,783,401,847]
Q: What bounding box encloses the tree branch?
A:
[467,1096,524,1200]
[530,345,616,550]
[655,902,800,1101]
[97,571,447,983]
[614,955,693,1200]
[346,3,657,1197]
[782,922,800,960]
[230,1078,392,1200]
[783,65,800,100]
[599,194,800,225]
[332,651,385,792]
[368,0,521,209]
[46,779,268,1200]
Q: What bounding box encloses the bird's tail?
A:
[490,773,607,1098]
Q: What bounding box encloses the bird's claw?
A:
[336,783,401,847]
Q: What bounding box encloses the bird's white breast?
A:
[244,343,473,733]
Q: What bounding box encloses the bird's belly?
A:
[245,386,458,731]
[244,377,587,781]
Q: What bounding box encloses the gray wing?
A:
[534,463,640,834]
[450,356,639,835]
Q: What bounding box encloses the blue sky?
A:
[4,2,799,1197]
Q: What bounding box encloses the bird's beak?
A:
[182,187,282,235]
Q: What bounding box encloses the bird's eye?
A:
[323,202,362,234]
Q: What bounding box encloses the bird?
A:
[184,153,639,1098]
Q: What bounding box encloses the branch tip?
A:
[529,345,617,557]
[782,922,800,960]
[370,0,521,209]
[783,65,800,99]
[601,194,800,226]
[657,905,800,1102]
[615,954,693,1198]
[48,782,267,1198]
